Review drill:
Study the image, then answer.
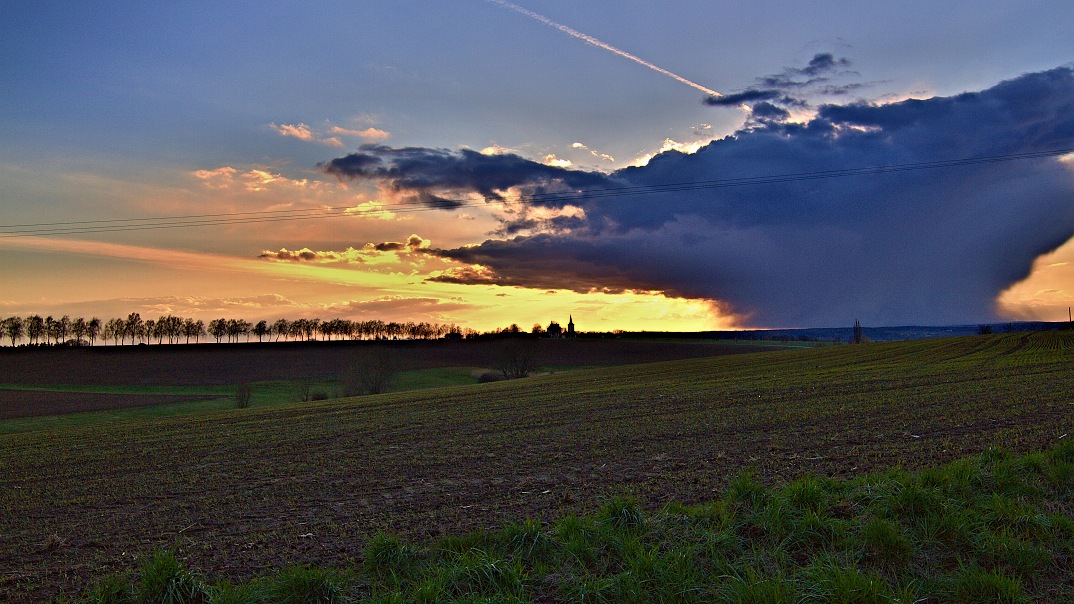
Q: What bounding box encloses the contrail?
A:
[487,0,722,98]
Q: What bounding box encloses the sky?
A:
[2,1,1073,332]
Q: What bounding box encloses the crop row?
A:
[1,332,1072,601]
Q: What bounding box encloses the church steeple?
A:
[567,315,575,336]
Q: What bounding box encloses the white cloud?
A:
[329,126,391,140]
[543,154,572,167]
[570,142,615,163]
[270,122,316,141]
[270,121,391,146]
[191,166,315,193]
[631,137,714,167]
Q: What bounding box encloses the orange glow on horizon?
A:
[0,236,737,332]
[5,229,1073,331]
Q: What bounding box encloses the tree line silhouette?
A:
[0,313,470,347]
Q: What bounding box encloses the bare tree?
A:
[125,313,143,346]
[253,320,269,342]
[343,347,399,395]
[271,318,289,341]
[2,316,24,346]
[234,383,252,408]
[71,317,87,345]
[25,315,44,345]
[497,338,538,379]
[237,319,251,342]
[44,316,56,345]
[180,318,205,344]
[208,318,227,343]
[157,315,182,344]
[87,317,101,346]
[57,315,70,344]
[104,317,125,346]
[288,319,306,341]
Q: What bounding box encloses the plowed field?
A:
[1,333,1071,602]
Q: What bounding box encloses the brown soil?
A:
[0,338,847,601]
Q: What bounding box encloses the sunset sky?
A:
[2,1,1073,332]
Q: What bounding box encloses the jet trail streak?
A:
[487,0,722,98]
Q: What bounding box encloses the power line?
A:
[1,147,1071,238]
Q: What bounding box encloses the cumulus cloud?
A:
[259,248,339,263]
[192,166,317,193]
[704,53,860,117]
[258,234,432,264]
[271,121,391,146]
[321,67,1074,327]
[376,233,430,252]
[761,52,852,87]
[543,154,573,168]
[343,200,398,221]
[571,142,616,163]
[270,122,317,141]
[329,125,391,140]
[320,144,615,209]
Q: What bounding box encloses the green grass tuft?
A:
[803,555,893,604]
[364,532,421,579]
[503,518,552,561]
[597,495,646,532]
[860,517,913,569]
[946,564,1028,604]
[84,574,133,604]
[718,566,799,603]
[136,550,211,604]
[264,566,350,604]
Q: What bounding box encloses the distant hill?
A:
[615,320,1070,343]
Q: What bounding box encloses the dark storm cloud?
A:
[324,68,1074,327]
[815,82,869,96]
[321,144,615,207]
[479,69,1074,325]
[793,52,850,78]
[749,102,791,121]
[430,234,639,294]
[372,234,428,252]
[704,89,782,107]
[760,52,852,88]
[704,53,856,113]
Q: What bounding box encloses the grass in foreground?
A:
[77,442,1074,603]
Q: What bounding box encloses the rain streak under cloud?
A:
[322,66,1074,328]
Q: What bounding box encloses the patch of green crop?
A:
[0,383,230,396]
[0,397,234,434]
[390,367,486,391]
[1,367,524,434]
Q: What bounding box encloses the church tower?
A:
[567,315,575,337]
